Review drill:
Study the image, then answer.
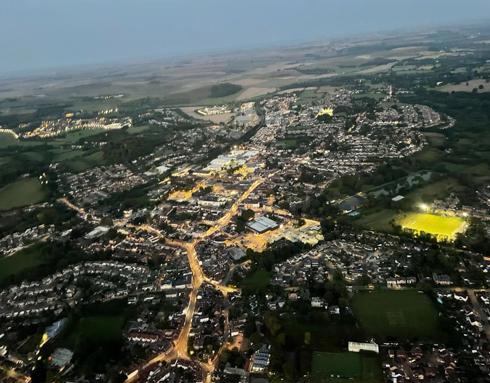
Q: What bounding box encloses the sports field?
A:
[395,212,467,241]
[311,352,382,383]
[351,290,444,341]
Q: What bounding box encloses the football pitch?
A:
[311,352,382,383]
[395,212,467,241]
[351,290,445,341]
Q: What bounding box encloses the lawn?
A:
[352,290,445,341]
[395,212,467,241]
[311,352,382,383]
[241,269,271,293]
[354,208,396,232]
[65,315,125,346]
[277,138,299,149]
[0,245,48,284]
[0,177,47,211]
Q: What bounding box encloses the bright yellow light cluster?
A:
[233,165,254,178]
[396,212,468,242]
[168,181,206,202]
[317,107,334,118]
[227,218,323,252]
[39,332,49,348]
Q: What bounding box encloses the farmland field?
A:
[352,290,445,341]
[436,79,489,93]
[0,177,47,211]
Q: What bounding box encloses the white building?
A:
[348,341,379,354]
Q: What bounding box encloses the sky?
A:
[1,0,490,75]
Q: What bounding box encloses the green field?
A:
[352,290,444,341]
[311,352,382,383]
[0,132,21,148]
[64,150,105,172]
[161,82,242,105]
[0,245,48,284]
[403,179,464,204]
[355,208,396,232]
[0,177,47,211]
[50,128,106,144]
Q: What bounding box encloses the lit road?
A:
[0,365,31,383]
[125,177,264,382]
[59,178,265,382]
[58,197,100,224]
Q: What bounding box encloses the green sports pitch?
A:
[351,290,445,341]
[311,352,382,383]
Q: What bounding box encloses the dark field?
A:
[352,290,445,341]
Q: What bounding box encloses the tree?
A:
[30,360,47,383]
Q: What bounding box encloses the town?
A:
[0,25,490,383]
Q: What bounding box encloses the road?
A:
[125,177,264,382]
[58,197,100,224]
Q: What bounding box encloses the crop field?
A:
[352,290,445,341]
[0,177,47,211]
[436,79,489,93]
[0,132,20,148]
[395,212,467,241]
[64,150,105,172]
[311,352,382,383]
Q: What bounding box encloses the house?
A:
[433,273,452,286]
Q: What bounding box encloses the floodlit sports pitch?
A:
[396,212,467,242]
